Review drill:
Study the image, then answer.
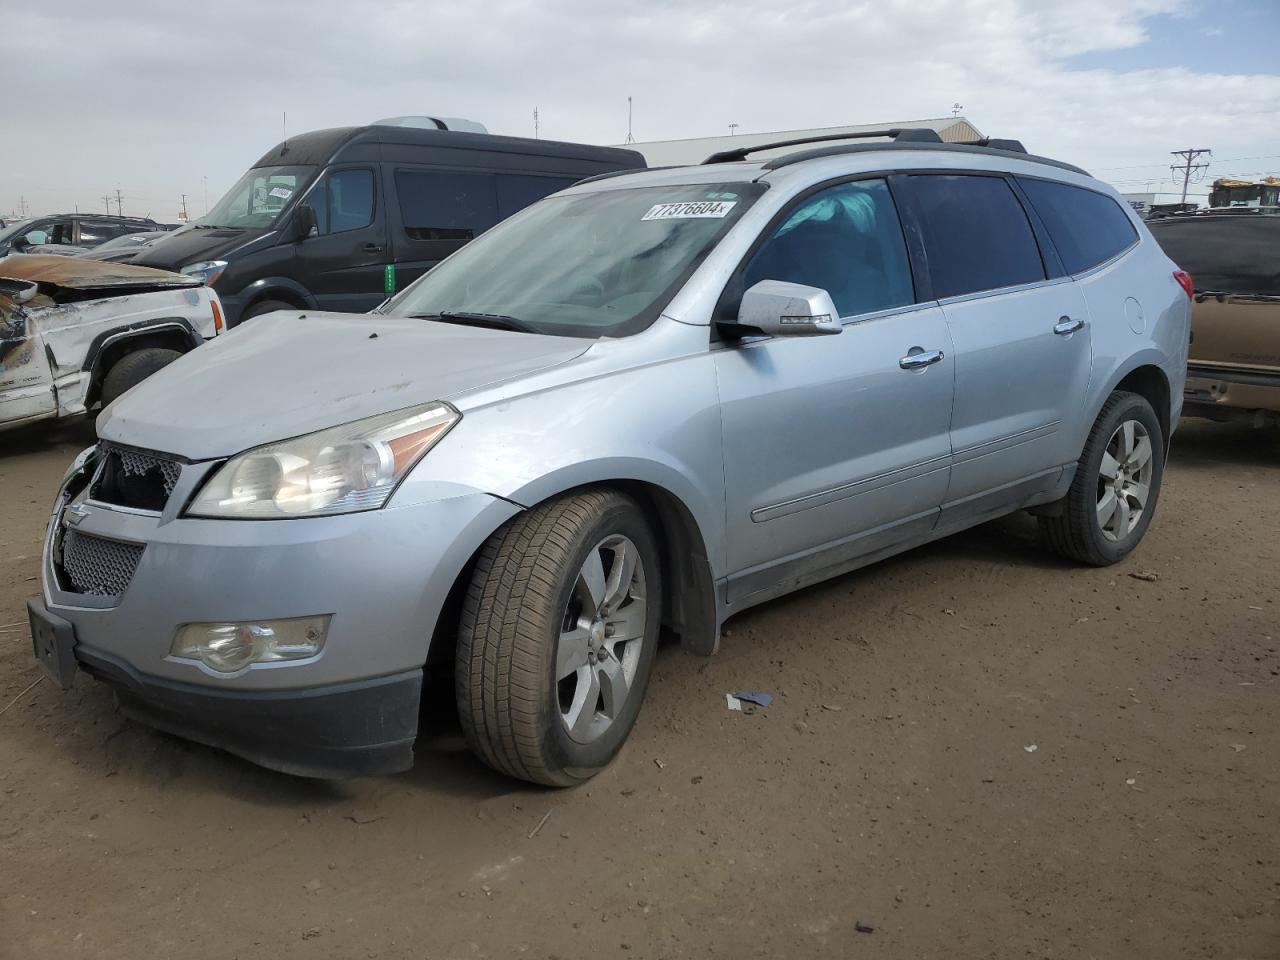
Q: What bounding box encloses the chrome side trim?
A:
[751,455,951,523]
[951,420,1060,464]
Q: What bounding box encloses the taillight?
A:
[210,297,224,333]
[1173,270,1194,299]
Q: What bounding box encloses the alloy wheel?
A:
[1096,419,1154,542]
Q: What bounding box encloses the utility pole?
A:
[1170,148,1211,203]
[952,102,964,117]
[101,195,112,214]
[114,187,124,217]
[180,194,189,222]
[728,122,739,136]
[18,196,28,218]
[625,96,635,144]
[533,106,539,139]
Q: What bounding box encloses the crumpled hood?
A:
[98,311,592,458]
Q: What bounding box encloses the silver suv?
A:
[29,129,1190,784]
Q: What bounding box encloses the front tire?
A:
[99,347,183,406]
[456,489,662,786]
[1039,390,1165,566]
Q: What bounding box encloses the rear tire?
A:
[240,299,295,323]
[99,348,182,406]
[456,489,662,786]
[1039,390,1165,566]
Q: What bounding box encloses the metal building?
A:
[619,117,984,166]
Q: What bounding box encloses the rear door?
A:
[294,165,387,313]
[901,173,1092,518]
[715,178,954,604]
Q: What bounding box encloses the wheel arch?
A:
[429,471,721,668]
[82,319,200,408]
[1082,354,1174,455]
[231,277,317,324]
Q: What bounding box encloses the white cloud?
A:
[1,0,1276,217]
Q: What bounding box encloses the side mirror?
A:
[290,203,318,242]
[727,279,843,337]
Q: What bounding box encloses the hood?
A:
[0,254,199,291]
[131,225,267,271]
[98,311,593,458]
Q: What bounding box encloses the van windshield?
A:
[383,182,766,338]
[200,165,315,230]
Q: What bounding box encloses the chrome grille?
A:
[60,530,144,597]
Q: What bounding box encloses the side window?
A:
[306,169,375,236]
[394,170,498,241]
[1017,178,1139,274]
[743,179,915,318]
[910,175,1046,299]
[496,174,578,219]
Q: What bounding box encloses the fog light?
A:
[171,616,330,673]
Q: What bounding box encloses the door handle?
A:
[899,348,945,370]
[362,242,386,254]
[1053,316,1085,336]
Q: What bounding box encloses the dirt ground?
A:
[0,417,1277,960]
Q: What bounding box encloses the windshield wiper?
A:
[409,311,539,334]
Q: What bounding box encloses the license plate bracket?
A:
[28,599,78,690]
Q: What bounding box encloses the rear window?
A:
[909,175,1046,299]
[1149,215,1280,296]
[1017,178,1138,274]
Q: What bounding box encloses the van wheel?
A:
[1039,390,1165,566]
[240,299,295,323]
[100,348,183,406]
[456,489,662,786]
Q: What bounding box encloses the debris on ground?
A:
[726,694,742,711]
[1024,744,1038,753]
[820,703,843,712]
[733,691,773,707]
[653,758,666,770]
[855,921,875,934]
[342,810,383,825]
[1128,571,1160,582]
[527,810,553,839]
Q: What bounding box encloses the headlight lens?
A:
[180,259,228,286]
[186,402,459,518]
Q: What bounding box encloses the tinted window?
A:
[309,169,375,235]
[1017,178,1139,274]
[911,175,1045,299]
[496,174,578,218]
[743,179,914,318]
[395,170,498,241]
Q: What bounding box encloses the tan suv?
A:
[1149,211,1280,426]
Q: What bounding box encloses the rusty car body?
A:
[0,255,224,432]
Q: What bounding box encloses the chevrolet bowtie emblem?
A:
[63,504,89,527]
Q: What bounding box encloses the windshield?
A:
[200,164,315,230]
[0,219,33,245]
[383,182,766,338]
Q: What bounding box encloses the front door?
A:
[902,174,1092,512]
[295,166,388,313]
[714,178,955,605]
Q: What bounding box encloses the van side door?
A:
[899,173,1092,524]
[714,178,955,606]
[385,168,578,294]
[294,166,387,313]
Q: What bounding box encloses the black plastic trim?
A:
[81,316,200,373]
[760,141,1088,176]
[74,645,422,779]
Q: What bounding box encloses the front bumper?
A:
[37,459,521,776]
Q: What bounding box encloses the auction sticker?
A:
[268,187,293,200]
[641,200,736,221]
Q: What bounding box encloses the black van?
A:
[134,120,644,326]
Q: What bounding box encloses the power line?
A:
[1094,152,1280,172]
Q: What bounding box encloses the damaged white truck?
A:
[0,255,223,431]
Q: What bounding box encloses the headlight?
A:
[180,259,228,286]
[186,402,459,519]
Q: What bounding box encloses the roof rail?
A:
[703,127,943,164]
[974,138,1027,153]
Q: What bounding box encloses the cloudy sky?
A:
[5,0,1278,220]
